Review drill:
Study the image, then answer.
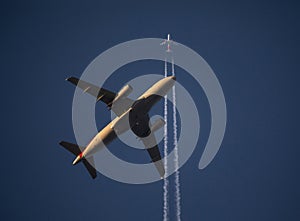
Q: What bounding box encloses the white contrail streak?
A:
[163,58,169,221]
[172,57,181,221]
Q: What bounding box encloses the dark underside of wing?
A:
[146,145,162,163]
[141,133,165,178]
[66,77,134,116]
[67,77,116,105]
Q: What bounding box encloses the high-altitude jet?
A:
[160,34,177,52]
[60,76,176,179]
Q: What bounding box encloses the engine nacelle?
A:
[150,118,165,133]
[113,84,133,103]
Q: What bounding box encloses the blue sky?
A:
[1,0,299,220]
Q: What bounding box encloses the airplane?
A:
[160,34,177,52]
[59,75,176,179]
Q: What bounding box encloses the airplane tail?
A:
[59,141,97,179]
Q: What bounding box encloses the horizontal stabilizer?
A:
[82,157,97,179]
[59,141,97,179]
[59,141,81,156]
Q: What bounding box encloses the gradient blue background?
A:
[1,0,299,220]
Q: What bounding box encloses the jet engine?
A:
[114,85,133,102]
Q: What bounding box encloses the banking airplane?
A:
[60,76,176,179]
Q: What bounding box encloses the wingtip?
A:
[65,77,72,81]
[65,76,79,85]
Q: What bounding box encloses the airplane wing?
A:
[141,132,165,178]
[67,77,134,116]
[160,40,166,45]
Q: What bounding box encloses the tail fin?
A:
[59,141,97,179]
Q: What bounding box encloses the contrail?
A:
[163,58,169,221]
[172,57,181,221]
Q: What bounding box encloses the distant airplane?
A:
[60,76,176,179]
[160,34,177,52]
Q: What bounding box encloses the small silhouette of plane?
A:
[160,34,177,52]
